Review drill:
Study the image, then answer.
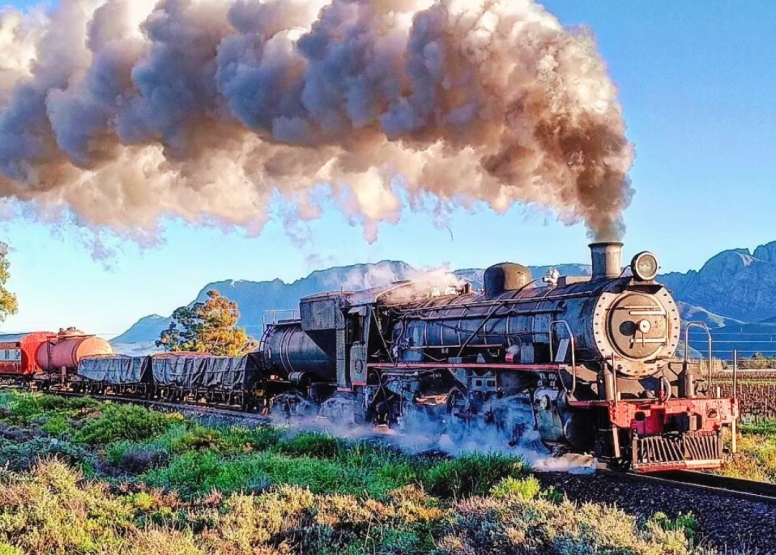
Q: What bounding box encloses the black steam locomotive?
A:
[258,242,737,472]
[49,242,736,472]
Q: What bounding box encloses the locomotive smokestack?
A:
[589,242,623,280]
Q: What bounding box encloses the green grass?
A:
[0,459,700,555]
[720,419,776,483]
[74,404,181,445]
[0,391,721,554]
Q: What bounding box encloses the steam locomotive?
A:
[259,242,738,472]
[4,242,738,472]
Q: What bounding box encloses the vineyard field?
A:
[713,372,776,419]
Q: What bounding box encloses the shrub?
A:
[0,437,95,473]
[490,475,541,500]
[216,424,284,454]
[168,425,223,453]
[107,441,170,473]
[437,496,691,555]
[1,393,58,425]
[143,451,278,498]
[423,452,526,499]
[0,459,135,554]
[279,432,342,459]
[40,414,72,436]
[0,543,24,555]
[650,511,697,541]
[541,485,564,505]
[74,404,177,445]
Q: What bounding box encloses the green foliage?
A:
[2,393,70,426]
[650,511,697,541]
[40,414,72,436]
[124,491,155,511]
[0,542,25,555]
[0,244,18,324]
[0,437,95,473]
[107,441,170,473]
[490,475,541,500]
[0,459,697,555]
[541,485,565,505]
[74,404,178,445]
[739,418,776,435]
[424,452,526,499]
[156,290,258,356]
[0,393,707,555]
[279,432,342,458]
[719,418,776,482]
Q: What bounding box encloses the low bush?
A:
[437,496,691,555]
[720,432,776,483]
[279,432,342,459]
[0,437,95,473]
[423,452,526,499]
[490,475,541,500]
[107,441,171,473]
[74,404,180,445]
[40,413,72,436]
[650,511,698,542]
[0,393,69,426]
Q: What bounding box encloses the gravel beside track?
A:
[533,471,776,554]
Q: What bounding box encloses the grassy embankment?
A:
[0,391,701,555]
[719,419,776,482]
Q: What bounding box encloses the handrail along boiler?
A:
[260,243,738,472]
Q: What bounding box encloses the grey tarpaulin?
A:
[151,355,257,391]
[78,356,150,384]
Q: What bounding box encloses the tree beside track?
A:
[0,241,18,324]
[156,290,257,356]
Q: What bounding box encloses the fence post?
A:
[731,349,738,454]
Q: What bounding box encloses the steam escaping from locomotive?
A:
[0,0,633,242]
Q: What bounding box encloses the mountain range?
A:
[112,242,776,360]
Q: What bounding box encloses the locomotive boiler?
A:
[260,242,738,472]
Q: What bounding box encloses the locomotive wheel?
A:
[444,387,471,442]
[353,388,368,425]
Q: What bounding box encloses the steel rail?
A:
[49,390,272,424]
[597,465,776,506]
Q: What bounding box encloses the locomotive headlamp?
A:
[631,251,659,281]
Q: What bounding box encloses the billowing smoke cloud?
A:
[0,0,633,243]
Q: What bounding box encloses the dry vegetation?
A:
[718,419,776,483]
[0,391,727,555]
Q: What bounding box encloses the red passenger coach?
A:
[0,332,54,379]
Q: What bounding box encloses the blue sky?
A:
[1,0,775,336]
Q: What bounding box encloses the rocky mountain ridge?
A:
[112,241,776,358]
[661,242,776,323]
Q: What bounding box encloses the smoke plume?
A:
[0,0,634,242]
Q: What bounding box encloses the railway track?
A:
[12,386,776,507]
[50,390,272,425]
[598,465,776,505]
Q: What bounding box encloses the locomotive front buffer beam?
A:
[570,397,739,472]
